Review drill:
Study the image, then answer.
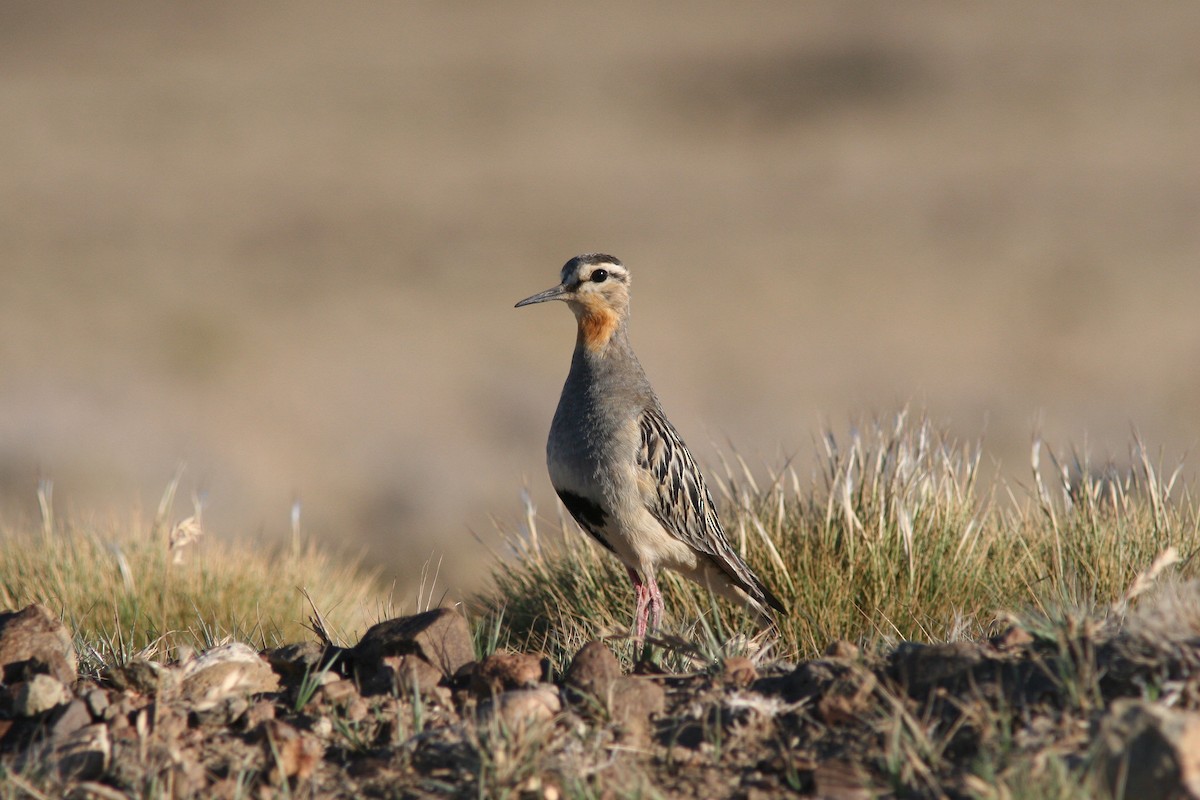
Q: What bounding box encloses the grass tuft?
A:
[471,411,1200,670]
[0,478,378,675]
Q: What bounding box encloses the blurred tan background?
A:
[2,2,1198,595]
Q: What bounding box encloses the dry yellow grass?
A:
[473,412,1200,670]
[2,416,1199,798]
[0,478,379,671]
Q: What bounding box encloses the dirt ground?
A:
[5,602,1200,799]
[2,2,1198,594]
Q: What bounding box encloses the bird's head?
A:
[515,254,631,351]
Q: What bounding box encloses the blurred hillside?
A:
[1,2,1198,595]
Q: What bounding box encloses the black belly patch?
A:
[555,490,615,553]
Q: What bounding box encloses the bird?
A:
[515,253,786,645]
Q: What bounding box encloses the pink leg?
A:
[626,566,651,645]
[645,571,663,634]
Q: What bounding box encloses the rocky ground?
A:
[2,603,1199,799]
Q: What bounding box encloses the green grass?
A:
[471,411,1200,670]
[0,477,379,673]
[3,413,1199,798]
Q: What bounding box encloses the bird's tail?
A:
[696,562,786,630]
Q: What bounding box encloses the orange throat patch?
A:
[579,307,620,352]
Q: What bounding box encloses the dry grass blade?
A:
[0,478,377,669]
[473,412,1200,669]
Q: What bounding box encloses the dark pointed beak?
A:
[515,283,572,308]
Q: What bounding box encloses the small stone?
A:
[889,641,986,695]
[51,723,111,780]
[478,686,562,731]
[263,719,324,783]
[85,688,111,718]
[11,674,71,716]
[108,657,177,695]
[563,641,622,706]
[609,677,665,743]
[357,653,445,696]
[264,641,342,682]
[266,719,324,782]
[353,608,475,681]
[990,626,1034,651]
[314,678,359,705]
[345,697,370,723]
[824,640,860,660]
[243,699,277,730]
[388,654,447,692]
[153,703,190,740]
[1100,699,1200,800]
[471,652,544,697]
[772,659,841,703]
[819,668,876,727]
[0,604,77,685]
[721,656,758,687]
[102,692,142,724]
[181,642,280,706]
[190,694,250,728]
[51,698,94,741]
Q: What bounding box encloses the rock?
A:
[471,652,544,697]
[11,674,71,716]
[990,625,1034,651]
[243,699,277,730]
[145,702,189,741]
[321,681,357,705]
[101,691,146,726]
[181,642,280,706]
[478,686,562,731]
[310,715,334,738]
[189,694,250,728]
[0,604,77,685]
[824,640,860,660]
[264,641,344,682]
[773,659,846,703]
[107,657,177,695]
[387,653,447,692]
[561,642,661,741]
[563,641,622,706]
[84,688,111,718]
[816,671,877,727]
[721,656,758,687]
[345,696,369,723]
[50,698,94,741]
[355,653,445,696]
[889,641,986,695]
[609,677,665,743]
[51,723,111,780]
[1100,700,1200,800]
[314,678,359,705]
[767,657,876,726]
[354,608,474,677]
[263,719,324,784]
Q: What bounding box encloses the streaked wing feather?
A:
[637,406,782,612]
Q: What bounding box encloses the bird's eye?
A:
[591,269,608,283]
